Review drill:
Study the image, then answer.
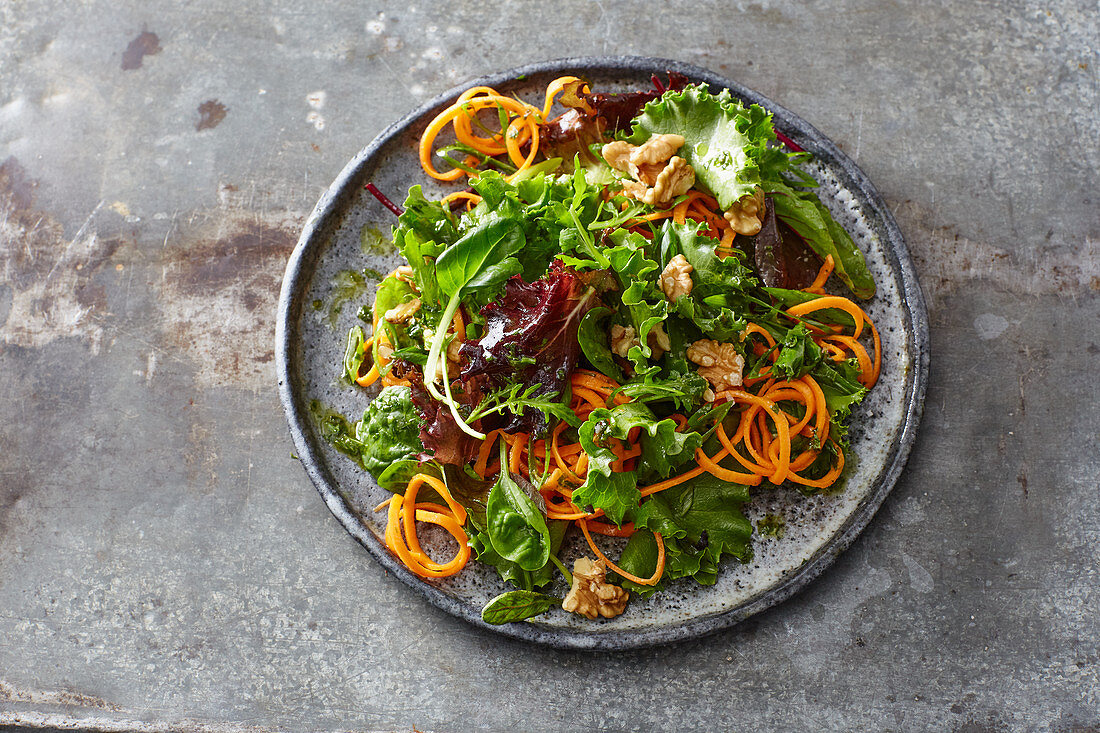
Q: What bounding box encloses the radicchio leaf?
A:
[460,264,594,435]
[398,360,479,466]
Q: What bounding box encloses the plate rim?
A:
[276,55,930,650]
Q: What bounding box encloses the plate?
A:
[276,57,929,650]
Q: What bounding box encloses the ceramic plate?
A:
[276,57,929,650]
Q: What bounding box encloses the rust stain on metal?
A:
[159,206,299,390]
[0,157,117,352]
[121,31,161,70]
[196,100,228,131]
[894,199,1100,308]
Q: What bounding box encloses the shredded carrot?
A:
[580,520,664,586]
[378,473,470,579]
[805,254,835,294]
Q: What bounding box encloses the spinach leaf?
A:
[481,590,557,624]
[470,520,567,590]
[762,287,857,328]
[353,385,423,489]
[435,213,525,297]
[486,441,551,572]
[577,306,624,382]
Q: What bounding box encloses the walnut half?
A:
[687,339,746,394]
[660,254,694,301]
[723,189,766,235]
[562,557,630,620]
[601,135,695,208]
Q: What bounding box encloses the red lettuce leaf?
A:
[460,264,593,435]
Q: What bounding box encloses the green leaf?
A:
[762,287,857,328]
[486,441,552,571]
[353,386,423,486]
[578,306,624,382]
[470,520,567,590]
[773,324,823,379]
[481,590,557,624]
[766,181,875,299]
[343,325,367,381]
[435,213,525,297]
[571,400,719,522]
[624,471,754,592]
[628,84,774,210]
[656,220,753,342]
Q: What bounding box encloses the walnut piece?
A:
[384,297,421,323]
[630,133,686,166]
[642,156,695,207]
[610,323,669,360]
[687,339,746,393]
[723,189,766,235]
[601,141,637,177]
[601,135,695,208]
[610,324,638,358]
[660,254,694,301]
[562,557,630,620]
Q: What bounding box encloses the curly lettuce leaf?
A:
[627,84,771,209]
[630,84,875,298]
[618,472,753,595]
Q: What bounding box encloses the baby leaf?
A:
[481,590,557,624]
[486,441,552,571]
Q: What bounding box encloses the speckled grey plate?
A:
[276,57,928,650]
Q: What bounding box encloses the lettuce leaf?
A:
[627,84,771,209]
[618,472,753,596]
[630,84,875,299]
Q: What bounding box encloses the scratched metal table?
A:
[1,1,1097,731]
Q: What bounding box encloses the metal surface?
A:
[1,0,1097,729]
[278,56,929,650]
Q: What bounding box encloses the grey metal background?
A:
[0,0,1096,730]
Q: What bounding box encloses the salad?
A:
[326,73,881,625]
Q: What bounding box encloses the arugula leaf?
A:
[486,441,551,572]
[603,229,669,375]
[571,410,641,525]
[397,185,459,246]
[481,590,557,624]
[616,371,708,411]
